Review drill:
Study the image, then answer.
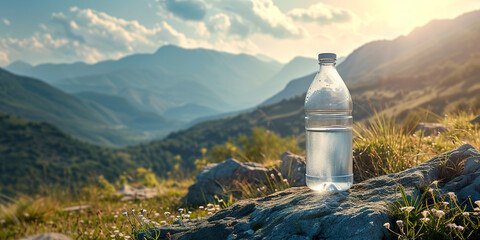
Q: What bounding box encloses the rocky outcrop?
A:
[182,159,274,206]
[150,144,480,240]
[20,233,73,240]
[279,152,306,187]
[415,122,448,136]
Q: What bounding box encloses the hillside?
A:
[262,10,480,119]
[7,45,284,115]
[0,112,128,195]
[0,68,175,146]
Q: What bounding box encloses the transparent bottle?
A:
[304,53,353,191]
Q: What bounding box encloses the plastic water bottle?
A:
[304,53,353,191]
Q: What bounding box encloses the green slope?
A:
[0,68,163,147]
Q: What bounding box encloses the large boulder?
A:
[182,158,273,206]
[151,144,480,240]
[415,122,448,136]
[20,233,73,240]
[279,152,306,187]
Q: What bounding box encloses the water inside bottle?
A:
[305,126,353,191]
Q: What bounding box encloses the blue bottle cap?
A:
[318,53,336,61]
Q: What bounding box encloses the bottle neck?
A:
[318,61,336,70]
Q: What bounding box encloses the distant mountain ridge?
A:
[0,68,178,146]
[6,45,284,121]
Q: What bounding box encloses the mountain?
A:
[6,45,284,115]
[163,103,220,122]
[0,68,175,146]
[259,56,317,104]
[263,10,480,112]
[57,68,229,115]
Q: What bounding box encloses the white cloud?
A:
[220,0,306,38]
[2,18,10,26]
[207,13,231,33]
[287,3,354,24]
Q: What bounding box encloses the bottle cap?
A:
[318,53,336,61]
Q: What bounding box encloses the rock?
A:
[471,115,480,125]
[182,158,273,206]
[279,152,306,187]
[115,185,159,201]
[62,204,92,212]
[20,233,73,240]
[415,122,448,136]
[151,144,480,240]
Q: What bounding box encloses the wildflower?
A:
[110,235,116,238]
[114,215,118,218]
[436,210,445,218]
[448,192,456,200]
[199,206,204,210]
[442,202,449,206]
[122,212,128,216]
[176,215,180,219]
[114,230,119,233]
[420,218,430,221]
[144,219,151,224]
[400,206,415,213]
[142,209,147,213]
[184,214,190,218]
[154,212,160,217]
[431,208,437,214]
[215,205,220,208]
[283,179,288,183]
[160,220,167,224]
[125,236,131,239]
[164,212,171,216]
[428,188,434,194]
[79,219,84,223]
[216,208,221,211]
[275,189,278,192]
[421,210,429,218]
[475,200,480,208]
[139,215,144,219]
[463,212,470,217]
[432,180,438,185]
[207,212,212,215]
[270,173,275,179]
[278,172,282,177]
[446,223,457,228]
[119,233,124,237]
[218,199,224,203]
[396,220,404,228]
[188,211,192,214]
[0,219,5,224]
[131,208,135,213]
[24,213,29,217]
[207,203,213,208]
[474,208,480,212]
[383,223,390,229]
[261,186,266,191]
[112,226,117,229]
[457,225,465,231]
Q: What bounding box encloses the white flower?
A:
[277,172,282,177]
[400,206,415,213]
[283,179,288,183]
[436,210,445,218]
[432,180,438,185]
[463,212,470,217]
[431,208,437,214]
[207,203,213,208]
[475,200,480,208]
[112,226,116,229]
[110,235,116,238]
[199,206,204,209]
[446,223,457,228]
[24,213,29,217]
[207,212,212,215]
[178,208,184,213]
[125,236,131,239]
[428,188,434,194]
[474,208,480,212]
[448,192,456,200]
[420,217,430,221]
[421,210,429,218]
[457,225,465,231]
[270,173,275,179]
[114,230,119,233]
[215,205,220,208]
[442,202,449,206]
[383,223,390,229]
[144,219,151,224]
[396,220,403,228]
[218,199,224,203]
[119,233,124,237]
[188,211,192,214]
[122,212,128,216]
[164,212,171,216]
[160,220,167,224]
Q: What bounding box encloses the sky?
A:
[0,0,479,66]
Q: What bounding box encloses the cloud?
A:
[2,18,10,26]
[287,3,353,24]
[220,0,306,39]
[207,13,231,33]
[163,0,206,21]
[0,7,203,65]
